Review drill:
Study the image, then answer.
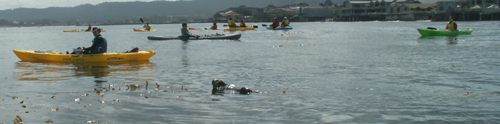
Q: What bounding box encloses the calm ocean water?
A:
[1,21,500,123]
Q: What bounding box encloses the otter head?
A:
[211,79,227,90]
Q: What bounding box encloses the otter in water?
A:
[211,79,256,95]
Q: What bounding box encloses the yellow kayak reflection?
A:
[14,61,154,81]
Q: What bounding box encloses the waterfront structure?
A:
[296,6,335,21]
[211,0,500,22]
[335,0,436,21]
[434,0,500,20]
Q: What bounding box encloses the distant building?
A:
[212,6,263,22]
[436,1,458,13]
[297,6,335,21]
[335,0,435,21]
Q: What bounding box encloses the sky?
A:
[0,0,162,10]
[0,0,438,11]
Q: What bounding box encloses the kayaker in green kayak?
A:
[445,16,457,31]
[281,17,290,27]
[83,27,107,54]
[270,17,280,29]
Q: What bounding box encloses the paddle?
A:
[140,18,144,23]
[262,24,267,27]
[427,27,437,30]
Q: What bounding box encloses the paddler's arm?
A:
[181,28,194,37]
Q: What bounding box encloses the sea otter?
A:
[211,79,255,95]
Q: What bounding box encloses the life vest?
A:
[181,27,190,37]
[283,19,290,26]
[240,22,246,27]
[228,20,236,27]
[447,21,456,30]
[143,25,151,30]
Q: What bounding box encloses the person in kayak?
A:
[228,17,237,27]
[83,27,107,54]
[270,17,280,29]
[143,22,152,31]
[445,16,457,31]
[239,20,247,27]
[181,23,198,40]
[281,17,290,27]
[84,24,92,31]
[210,23,217,30]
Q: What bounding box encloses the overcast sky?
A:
[0,0,163,10]
[0,0,438,11]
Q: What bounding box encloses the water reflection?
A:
[181,41,189,68]
[417,36,458,45]
[14,61,154,84]
[445,36,458,44]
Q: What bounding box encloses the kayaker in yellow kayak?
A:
[239,19,247,27]
[228,17,236,27]
[445,16,457,31]
[143,22,152,31]
[83,27,107,54]
[85,24,92,31]
[181,23,198,40]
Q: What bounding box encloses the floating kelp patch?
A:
[280,32,308,36]
[126,84,143,91]
[45,119,54,123]
[13,115,23,124]
[273,43,314,48]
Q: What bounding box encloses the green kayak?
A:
[417,28,473,36]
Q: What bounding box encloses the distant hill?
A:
[0,0,324,22]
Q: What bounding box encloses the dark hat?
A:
[92,27,101,32]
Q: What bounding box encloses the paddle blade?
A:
[140,18,144,23]
[262,24,267,26]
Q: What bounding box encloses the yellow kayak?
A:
[13,49,155,62]
[63,30,107,32]
[133,28,156,32]
[223,26,256,31]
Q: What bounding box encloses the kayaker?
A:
[85,24,92,31]
[181,23,197,40]
[143,22,152,31]
[281,17,290,27]
[228,17,237,27]
[83,27,107,54]
[270,17,280,29]
[239,20,247,27]
[210,23,217,30]
[445,16,457,31]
